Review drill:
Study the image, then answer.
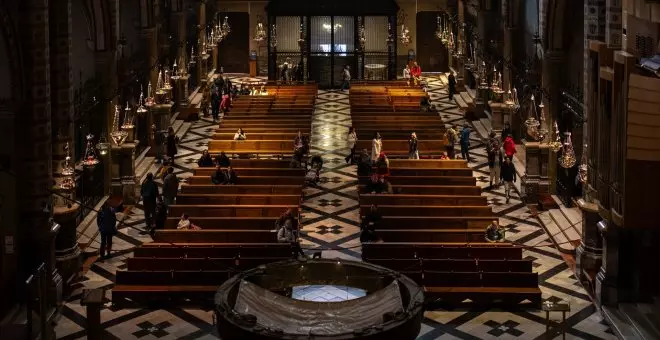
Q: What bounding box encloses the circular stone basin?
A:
[215,259,424,340]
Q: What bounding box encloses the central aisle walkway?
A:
[53,75,615,340]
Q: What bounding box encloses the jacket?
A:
[503,136,516,157]
[211,170,226,185]
[460,128,471,147]
[411,66,422,77]
[277,227,297,243]
[216,154,231,167]
[97,207,117,235]
[162,173,179,199]
[140,180,159,201]
[501,161,516,182]
[487,149,503,168]
[371,139,382,161]
[198,155,214,167]
[409,138,418,153]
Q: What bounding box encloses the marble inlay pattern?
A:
[54,75,614,340]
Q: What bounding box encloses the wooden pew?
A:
[355,140,446,156]
[222,116,312,122]
[193,168,305,177]
[389,159,468,168]
[387,168,473,177]
[134,243,293,258]
[186,176,304,185]
[219,122,310,129]
[164,217,297,230]
[361,242,523,260]
[180,184,303,195]
[355,130,446,140]
[194,159,292,168]
[211,133,305,140]
[376,229,486,243]
[366,216,494,229]
[176,194,301,206]
[126,257,289,271]
[358,176,477,186]
[359,194,487,206]
[207,140,295,155]
[358,185,481,196]
[168,205,298,218]
[367,258,533,273]
[359,205,493,217]
[152,230,278,243]
[216,127,311,134]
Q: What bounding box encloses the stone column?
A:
[521,142,550,205]
[197,0,207,82]
[49,0,82,290]
[605,0,622,49]
[95,51,117,195]
[542,50,565,194]
[20,0,62,310]
[172,9,186,69]
[141,28,158,92]
[576,199,602,283]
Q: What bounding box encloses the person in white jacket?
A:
[371,132,382,163]
[276,217,306,258]
[345,127,358,164]
[403,65,411,85]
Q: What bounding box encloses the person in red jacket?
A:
[410,61,422,85]
[503,134,516,159]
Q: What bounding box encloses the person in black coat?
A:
[224,166,238,185]
[211,166,227,185]
[153,196,168,236]
[215,151,231,167]
[500,156,517,203]
[140,172,159,229]
[198,150,214,167]
[97,202,117,259]
[361,205,382,230]
[166,127,178,164]
[448,73,457,100]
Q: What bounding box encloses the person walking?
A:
[500,156,517,203]
[97,202,117,259]
[345,127,358,164]
[487,132,503,188]
[448,73,457,100]
[141,172,160,229]
[162,167,179,206]
[211,86,221,121]
[341,65,351,91]
[166,126,178,164]
[408,132,419,159]
[460,123,471,162]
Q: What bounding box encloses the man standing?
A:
[459,123,472,162]
[141,173,160,229]
[448,73,457,100]
[97,202,117,259]
[162,167,179,206]
[500,156,517,203]
[408,132,419,159]
[342,65,351,91]
[486,132,503,188]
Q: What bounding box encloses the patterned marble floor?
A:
[54,75,615,340]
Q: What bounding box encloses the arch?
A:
[83,0,115,51]
[0,2,24,101]
[543,0,566,51]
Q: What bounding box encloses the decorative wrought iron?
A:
[559,132,577,168]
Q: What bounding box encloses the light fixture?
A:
[578,144,588,184]
[479,61,488,86]
[435,15,443,39]
[145,81,155,106]
[137,85,147,114]
[82,134,100,168]
[189,46,196,66]
[298,21,305,49]
[110,105,128,146]
[358,18,366,51]
[163,66,171,90]
[537,102,548,142]
[559,132,577,168]
[548,121,562,152]
[270,24,277,48]
[524,94,540,140]
[222,15,231,36]
[156,70,164,91]
[121,101,134,129]
[253,19,266,42]
[386,22,394,44]
[322,23,342,33]
[400,24,411,45]
[60,142,76,190]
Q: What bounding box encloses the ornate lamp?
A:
[479,61,488,86]
[110,105,128,146]
[435,15,443,39]
[60,142,76,190]
[222,15,231,37]
[578,144,588,184]
[400,24,411,46]
[559,132,577,168]
[145,81,155,106]
[82,134,100,168]
[253,20,266,42]
[137,85,148,115]
[358,20,366,51]
[164,67,171,89]
[189,46,196,67]
[171,60,180,79]
[121,101,134,129]
[386,22,394,44]
[548,121,562,152]
[156,70,164,91]
[297,22,305,49]
[537,101,548,142]
[524,94,541,140]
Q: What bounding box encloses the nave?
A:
[52,75,615,340]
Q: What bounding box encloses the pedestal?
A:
[575,199,602,288]
[81,288,105,340]
[110,142,139,205]
[174,75,190,106]
[53,203,82,294]
[122,126,136,143]
[488,101,511,134]
[475,86,490,118]
[199,54,210,83]
[522,141,550,205]
[212,44,218,72]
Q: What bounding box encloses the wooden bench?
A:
[211,133,307,140]
[361,242,523,260]
[134,243,293,258]
[180,184,303,195]
[386,168,473,177]
[359,205,493,217]
[168,204,298,218]
[375,229,486,243]
[193,168,305,177]
[355,140,446,156]
[389,159,468,168]
[356,131,446,140]
[365,216,494,229]
[358,185,481,196]
[194,159,293,168]
[359,194,487,206]
[164,216,298,230]
[367,258,532,273]
[152,229,278,243]
[358,176,477,186]
[176,194,301,206]
[216,127,312,134]
[186,176,304,186]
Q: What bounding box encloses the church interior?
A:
[2,0,660,339]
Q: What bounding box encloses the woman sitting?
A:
[197,150,214,167]
[233,128,247,140]
[211,166,226,185]
[374,152,390,177]
[177,214,201,230]
[215,151,231,167]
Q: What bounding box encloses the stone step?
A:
[176,122,192,139]
[538,211,573,253]
[438,73,449,85]
[171,119,183,135]
[135,156,156,182]
[620,303,660,339]
[169,111,180,125]
[460,91,474,106]
[550,194,583,236]
[466,87,476,100]
[76,197,109,251]
[549,209,581,245]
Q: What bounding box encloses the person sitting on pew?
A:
[357,149,372,176]
[371,132,382,163]
[361,204,382,230]
[485,220,505,242]
[411,61,422,85]
[259,85,268,95]
[365,174,392,194]
[403,64,411,85]
[420,95,433,112]
[374,152,390,177]
[438,151,450,160]
[276,216,306,259]
[215,151,231,167]
[152,196,167,236]
[360,223,381,243]
[275,209,296,231]
[198,150,214,167]
[294,130,304,153]
[211,165,227,185]
[224,166,238,185]
[177,214,202,230]
[233,128,247,140]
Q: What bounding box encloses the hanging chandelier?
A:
[358,19,366,51]
[110,105,128,146]
[435,15,443,39]
[298,22,305,48]
[270,24,277,48]
[578,144,588,183]
[121,102,134,129]
[253,21,266,42]
[156,70,165,91]
[60,142,76,190]
[163,66,172,90]
[400,24,411,45]
[479,61,488,86]
[386,22,394,44]
[524,94,541,140]
[537,101,548,141]
[559,132,577,168]
[82,134,100,168]
[189,46,196,66]
[490,66,502,91]
[548,121,562,152]
[137,85,148,115]
[96,134,110,156]
[145,81,155,106]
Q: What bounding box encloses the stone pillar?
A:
[198,0,207,82]
[172,10,186,68]
[95,51,117,195]
[605,0,622,49]
[20,0,62,310]
[521,142,550,205]
[542,50,565,194]
[575,198,602,284]
[141,27,159,96]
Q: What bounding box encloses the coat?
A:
[503,136,516,158]
[501,161,516,182]
[460,128,471,148]
[277,227,297,243]
[162,173,179,199]
[166,134,178,156]
[97,207,117,235]
[409,138,418,153]
[140,180,159,202]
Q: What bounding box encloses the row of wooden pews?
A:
[112,85,317,306]
[349,84,447,157]
[352,82,541,308]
